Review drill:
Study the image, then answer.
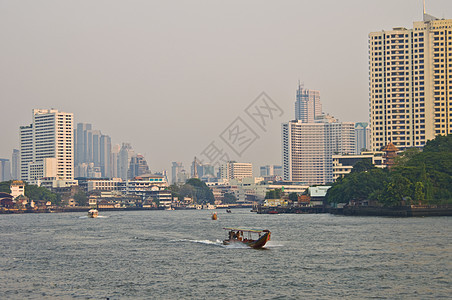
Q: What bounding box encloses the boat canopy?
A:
[223,227,269,233]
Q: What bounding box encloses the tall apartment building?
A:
[219,162,253,180]
[11,149,20,180]
[0,159,11,182]
[282,118,355,185]
[295,83,322,122]
[369,13,452,150]
[20,109,74,181]
[355,122,371,154]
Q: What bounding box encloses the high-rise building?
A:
[118,143,134,180]
[369,13,452,150]
[219,162,253,180]
[74,123,112,178]
[75,123,92,165]
[0,159,11,182]
[171,162,184,184]
[355,122,371,154]
[11,149,20,180]
[19,124,33,180]
[100,135,111,178]
[128,154,150,179]
[295,83,322,122]
[111,144,120,178]
[260,165,282,177]
[282,118,355,185]
[19,109,74,181]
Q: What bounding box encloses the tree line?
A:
[326,135,452,207]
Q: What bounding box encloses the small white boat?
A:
[88,209,99,218]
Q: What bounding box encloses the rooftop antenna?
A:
[423,0,426,20]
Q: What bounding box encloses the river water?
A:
[0,209,450,299]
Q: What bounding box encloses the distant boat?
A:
[88,209,98,218]
[211,212,218,220]
[223,228,271,249]
[226,209,232,213]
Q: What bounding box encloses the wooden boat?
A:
[223,228,271,249]
[88,209,98,218]
[211,212,218,220]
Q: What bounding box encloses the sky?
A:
[1,0,451,174]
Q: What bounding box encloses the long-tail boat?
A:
[223,228,271,249]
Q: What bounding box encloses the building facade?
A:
[219,162,253,180]
[295,84,322,123]
[20,109,74,181]
[0,159,11,182]
[11,149,20,180]
[355,122,371,154]
[282,118,355,185]
[332,152,385,181]
[369,14,452,151]
[74,123,112,178]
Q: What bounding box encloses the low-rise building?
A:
[332,151,385,181]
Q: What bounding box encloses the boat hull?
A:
[223,231,271,249]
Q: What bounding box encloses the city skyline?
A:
[1,1,451,172]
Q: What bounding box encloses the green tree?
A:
[288,192,298,202]
[25,184,61,205]
[74,190,88,206]
[0,181,12,193]
[265,188,282,199]
[223,193,237,204]
[414,181,425,204]
[351,159,375,173]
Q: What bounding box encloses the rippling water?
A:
[0,209,450,299]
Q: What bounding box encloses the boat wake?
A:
[263,241,284,248]
[78,215,108,219]
[173,239,256,249]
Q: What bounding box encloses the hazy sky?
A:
[1,0,451,174]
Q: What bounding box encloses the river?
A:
[0,209,450,299]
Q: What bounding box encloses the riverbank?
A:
[329,205,452,217]
[256,205,452,217]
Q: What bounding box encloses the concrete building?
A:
[128,154,150,179]
[219,162,253,180]
[282,118,355,185]
[118,143,134,180]
[110,144,120,178]
[0,159,11,182]
[171,162,184,184]
[369,14,452,150]
[20,109,74,181]
[10,180,25,199]
[259,165,282,177]
[355,122,371,154]
[295,83,322,123]
[11,149,20,180]
[19,124,33,180]
[28,157,57,181]
[332,152,385,181]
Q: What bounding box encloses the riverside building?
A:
[369,12,452,150]
[282,117,355,185]
[20,109,74,181]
